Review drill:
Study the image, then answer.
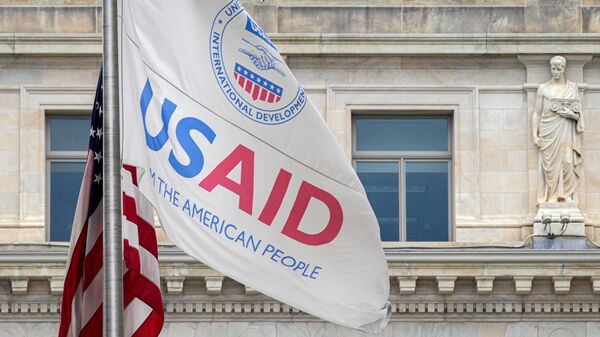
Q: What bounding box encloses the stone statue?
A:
[532,55,584,204]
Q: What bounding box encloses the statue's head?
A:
[550,55,566,80]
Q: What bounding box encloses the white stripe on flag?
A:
[125,218,140,249]
[80,268,103,327]
[124,298,153,337]
[85,201,103,255]
[66,151,94,259]
[139,246,161,287]
[67,281,83,337]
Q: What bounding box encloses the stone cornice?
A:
[1,33,600,56]
[3,244,600,263]
[0,33,101,55]
[3,245,600,321]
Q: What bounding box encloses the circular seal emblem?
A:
[210,0,306,125]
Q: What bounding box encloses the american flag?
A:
[58,69,164,337]
[233,63,283,103]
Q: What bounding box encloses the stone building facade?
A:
[2,0,600,336]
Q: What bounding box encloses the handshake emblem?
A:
[239,38,286,77]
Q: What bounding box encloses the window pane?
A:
[49,117,90,151]
[405,162,449,242]
[355,118,448,152]
[50,162,86,241]
[356,162,399,241]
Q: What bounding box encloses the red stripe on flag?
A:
[123,164,138,186]
[124,239,141,272]
[123,270,164,313]
[58,221,89,337]
[267,92,275,103]
[131,310,164,337]
[82,234,103,291]
[123,193,159,258]
[78,305,103,337]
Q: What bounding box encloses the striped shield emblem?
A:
[233,63,283,103]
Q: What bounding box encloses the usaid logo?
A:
[140,79,343,247]
[210,0,306,125]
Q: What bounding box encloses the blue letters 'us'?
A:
[140,79,217,178]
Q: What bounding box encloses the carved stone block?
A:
[513,276,534,294]
[49,276,65,295]
[397,276,418,294]
[591,277,600,294]
[553,276,573,294]
[436,276,457,294]
[10,277,28,295]
[476,276,495,294]
[205,276,224,295]
[165,276,186,294]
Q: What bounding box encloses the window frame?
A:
[45,110,90,242]
[352,114,454,242]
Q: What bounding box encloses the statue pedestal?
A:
[533,201,585,236]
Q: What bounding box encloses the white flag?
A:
[122,0,390,331]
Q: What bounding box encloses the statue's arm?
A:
[532,86,543,147]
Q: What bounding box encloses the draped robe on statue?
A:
[538,80,584,203]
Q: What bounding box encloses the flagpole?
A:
[103,0,123,336]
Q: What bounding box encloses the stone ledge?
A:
[2,247,600,322]
[2,298,600,320]
[2,246,600,297]
[1,33,600,56]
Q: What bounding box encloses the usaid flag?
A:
[122,0,390,331]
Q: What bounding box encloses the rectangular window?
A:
[353,116,452,242]
[47,115,89,241]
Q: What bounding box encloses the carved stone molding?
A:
[1,246,600,322]
[3,33,600,56]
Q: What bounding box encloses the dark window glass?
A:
[356,162,399,241]
[50,162,86,241]
[355,118,448,152]
[405,162,449,242]
[49,117,90,151]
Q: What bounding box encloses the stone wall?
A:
[2,0,600,34]
[0,1,600,243]
[1,1,600,337]
[2,322,600,337]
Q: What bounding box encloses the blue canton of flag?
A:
[233,63,282,103]
[88,67,104,211]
